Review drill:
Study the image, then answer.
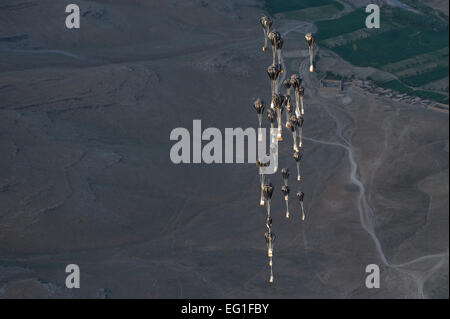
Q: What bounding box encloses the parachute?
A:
[282,80,292,127]
[284,96,292,127]
[281,169,290,217]
[264,231,276,283]
[290,74,303,117]
[264,231,275,256]
[270,93,284,141]
[267,108,276,129]
[288,115,299,152]
[262,183,274,216]
[290,74,302,89]
[305,33,315,73]
[257,160,270,206]
[266,216,273,229]
[298,115,304,149]
[267,108,277,144]
[267,63,283,95]
[297,192,306,221]
[281,185,290,218]
[281,168,289,186]
[253,98,265,142]
[286,121,296,151]
[283,79,291,95]
[260,16,273,52]
[262,183,274,283]
[268,30,283,65]
[293,150,302,181]
[299,86,305,115]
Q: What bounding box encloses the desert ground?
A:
[0,0,448,298]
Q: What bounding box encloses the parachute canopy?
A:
[263,183,274,200]
[267,63,283,81]
[267,108,276,124]
[294,151,302,162]
[271,93,284,110]
[268,31,283,49]
[305,33,315,47]
[260,16,272,30]
[290,74,302,90]
[281,168,289,180]
[253,98,265,114]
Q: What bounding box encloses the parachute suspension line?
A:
[267,214,274,283]
[292,130,298,152]
[285,195,290,219]
[266,199,271,218]
[258,117,263,142]
[300,95,305,115]
[282,175,288,187]
[263,29,268,52]
[269,118,276,144]
[285,110,290,129]
[271,80,278,96]
[285,94,291,128]
[265,193,274,283]
[295,91,300,117]
[276,109,282,141]
[298,125,303,148]
[268,257,274,283]
[260,16,272,52]
[281,171,290,219]
[259,172,265,206]
[272,45,276,65]
[253,99,265,142]
[267,246,274,283]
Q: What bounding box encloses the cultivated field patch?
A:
[265,0,339,14]
[284,3,344,22]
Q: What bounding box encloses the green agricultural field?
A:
[377,79,449,103]
[265,0,338,14]
[284,3,344,22]
[316,9,369,40]
[332,27,449,68]
[318,6,449,67]
[414,91,448,104]
[383,48,449,73]
[376,79,411,93]
[401,67,450,87]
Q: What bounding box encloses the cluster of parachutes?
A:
[254,15,315,284]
